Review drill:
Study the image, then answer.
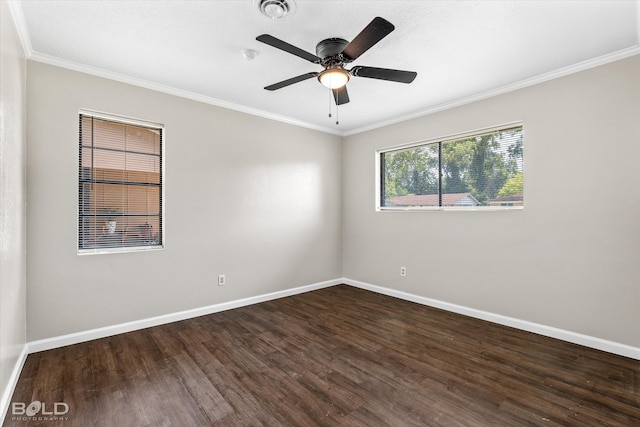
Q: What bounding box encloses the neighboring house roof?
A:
[488,192,524,203]
[387,193,480,207]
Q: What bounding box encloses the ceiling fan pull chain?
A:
[328,88,332,118]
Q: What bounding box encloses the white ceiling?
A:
[10,0,640,135]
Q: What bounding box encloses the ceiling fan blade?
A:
[264,72,318,91]
[332,86,350,105]
[341,17,395,61]
[256,34,320,63]
[351,66,417,83]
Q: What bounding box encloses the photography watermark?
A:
[11,400,70,422]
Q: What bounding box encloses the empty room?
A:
[1,0,639,425]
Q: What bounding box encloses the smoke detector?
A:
[256,0,295,20]
[241,49,259,61]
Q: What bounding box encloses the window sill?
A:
[376,206,524,212]
[78,245,164,256]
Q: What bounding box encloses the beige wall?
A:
[26,61,343,340]
[0,0,27,411]
[18,41,640,350]
[343,56,640,348]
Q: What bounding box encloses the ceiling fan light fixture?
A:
[318,68,350,89]
[257,0,295,20]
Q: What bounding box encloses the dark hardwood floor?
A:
[4,285,639,426]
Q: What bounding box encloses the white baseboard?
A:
[28,278,341,354]
[1,344,28,423]
[342,278,640,360]
[3,276,637,422]
[24,276,640,359]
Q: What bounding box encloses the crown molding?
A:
[7,0,640,138]
[6,1,32,58]
[344,45,640,137]
[7,1,341,135]
[28,51,343,136]
[33,45,639,139]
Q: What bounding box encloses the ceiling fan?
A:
[256,17,417,107]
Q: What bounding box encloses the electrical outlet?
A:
[400,266,407,277]
[218,274,225,286]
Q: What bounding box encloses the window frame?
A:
[77,110,165,255]
[375,122,524,212]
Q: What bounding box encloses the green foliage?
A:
[382,146,438,199]
[382,128,523,205]
[497,172,523,197]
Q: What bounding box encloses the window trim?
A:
[375,121,524,212]
[77,109,166,255]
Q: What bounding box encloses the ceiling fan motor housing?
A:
[257,16,417,110]
[316,38,349,64]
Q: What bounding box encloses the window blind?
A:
[78,114,163,252]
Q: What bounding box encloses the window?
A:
[78,112,163,253]
[378,124,523,210]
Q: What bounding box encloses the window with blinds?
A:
[378,124,523,210]
[78,113,163,253]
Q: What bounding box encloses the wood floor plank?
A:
[3,285,638,426]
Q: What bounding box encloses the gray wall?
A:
[22,51,640,350]
[0,0,27,409]
[26,61,343,340]
[343,56,640,348]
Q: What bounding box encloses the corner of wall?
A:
[0,0,29,422]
